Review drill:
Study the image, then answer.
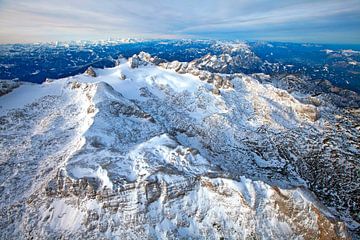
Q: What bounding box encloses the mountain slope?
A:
[0,53,358,239]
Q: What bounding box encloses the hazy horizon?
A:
[2,38,360,47]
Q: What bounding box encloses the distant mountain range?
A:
[0,40,359,92]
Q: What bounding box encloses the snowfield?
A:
[0,53,358,239]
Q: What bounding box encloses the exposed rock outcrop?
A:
[0,80,20,96]
[84,66,97,77]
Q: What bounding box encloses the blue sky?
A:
[0,0,359,44]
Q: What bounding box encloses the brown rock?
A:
[222,79,234,89]
[85,67,97,77]
[212,88,220,95]
[213,75,224,88]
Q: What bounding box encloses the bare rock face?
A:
[296,105,320,122]
[137,51,152,62]
[307,96,322,106]
[189,67,200,76]
[191,46,262,74]
[119,73,126,80]
[201,71,210,81]
[222,78,234,89]
[128,52,165,69]
[163,60,182,71]
[155,57,236,92]
[212,87,220,95]
[84,66,97,77]
[213,75,224,88]
[128,54,141,68]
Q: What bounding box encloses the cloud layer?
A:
[0,0,359,43]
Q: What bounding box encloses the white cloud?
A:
[0,0,359,43]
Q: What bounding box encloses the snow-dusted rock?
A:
[0,80,20,96]
[128,54,141,68]
[119,72,126,80]
[84,66,97,77]
[0,54,358,239]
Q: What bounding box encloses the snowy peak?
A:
[0,52,358,238]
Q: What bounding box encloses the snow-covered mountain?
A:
[0,51,359,239]
[1,40,360,92]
